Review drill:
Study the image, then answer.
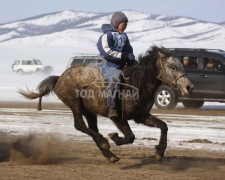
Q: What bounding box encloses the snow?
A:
[0,11,97,28]
[1,10,225,49]
[169,17,197,25]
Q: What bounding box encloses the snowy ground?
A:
[0,107,224,153]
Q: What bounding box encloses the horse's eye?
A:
[170,65,177,71]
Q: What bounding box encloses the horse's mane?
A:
[124,46,174,89]
[139,46,174,64]
[124,46,160,89]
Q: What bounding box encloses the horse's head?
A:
[152,46,193,95]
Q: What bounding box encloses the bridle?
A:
[156,56,187,90]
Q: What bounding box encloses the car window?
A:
[84,59,101,64]
[33,60,43,65]
[71,58,85,66]
[179,56,198,70]
[22,60,33,65]
[96,58,103,63]
[14,60,20,65]
[202,57,223,71]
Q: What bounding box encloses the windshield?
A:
[223,54,225,58]
[33,60,43,65]
[14,60,20,65]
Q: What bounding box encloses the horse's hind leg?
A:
[83,110,99,133]
[135,114,168,161]
[108,118,135,146]
[72,105,119,163]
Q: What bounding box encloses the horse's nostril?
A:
[186,84,194,93]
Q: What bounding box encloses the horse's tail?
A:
[19,76,59,111]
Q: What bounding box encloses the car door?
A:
[197,55,225,98]
[176,52,201,97]
[21,60,33,72]
[184,69,202,97]
[28,60,35,72]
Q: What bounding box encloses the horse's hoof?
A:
[108,132,118,140]
[109,155,120,163]
[155,152,163,161]
[155,144,166,161]
[37,106,42,111]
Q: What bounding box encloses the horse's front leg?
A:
[108,118,135,146]
[70,104,119,163]
[134,114,168,161]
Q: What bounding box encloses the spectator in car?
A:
[205,60,217,71]
[182,56,192,69]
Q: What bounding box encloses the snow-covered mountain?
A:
[0,10,224,53]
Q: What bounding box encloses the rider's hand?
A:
[121,52,129,61]
[121,52,137,66]
[126,59,138,66]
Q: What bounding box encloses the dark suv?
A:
[154,48,225,109]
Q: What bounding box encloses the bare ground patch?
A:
[0,133,224,180]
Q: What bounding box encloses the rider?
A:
[97,11,136,118]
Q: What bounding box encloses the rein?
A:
[156,56,187,90]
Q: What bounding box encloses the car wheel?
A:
[154,85,178,109]
[17,69,23,74]
[35,69,42,74]
[182,100,204,109]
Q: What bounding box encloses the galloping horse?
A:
[19,46,193,163]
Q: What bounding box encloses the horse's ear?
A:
[152,45,162,58]
[152,45,160,52]
[153,45,167,53]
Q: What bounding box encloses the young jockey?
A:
[97,11,136,118]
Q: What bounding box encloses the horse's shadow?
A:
[121,156,225,171]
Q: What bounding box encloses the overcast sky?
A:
[0,0,224,24]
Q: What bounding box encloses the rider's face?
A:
[117,22,127,33]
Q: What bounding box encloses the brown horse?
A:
[19,46,193,163]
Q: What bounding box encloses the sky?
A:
[0,0,224,24]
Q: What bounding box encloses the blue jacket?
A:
[97,24,135,69]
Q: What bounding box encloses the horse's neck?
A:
[123,64,160,107]
[122,64,160,116]
[124,63,159,93]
